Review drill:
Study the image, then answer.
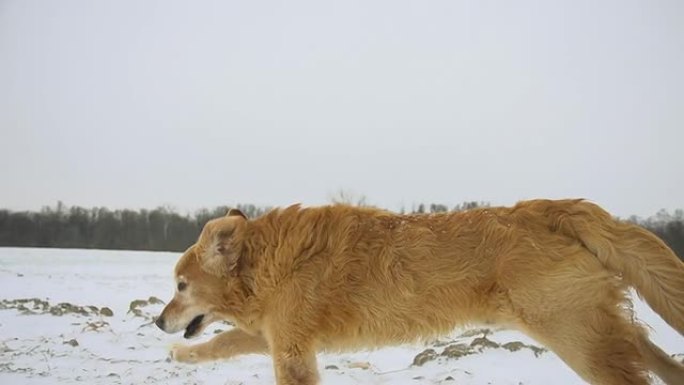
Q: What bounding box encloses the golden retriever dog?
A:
[155,199,684,385]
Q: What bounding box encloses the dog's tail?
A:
[535,199,684,335]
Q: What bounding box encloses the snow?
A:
[0,247,681,385]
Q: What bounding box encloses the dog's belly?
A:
[313,280,504,351]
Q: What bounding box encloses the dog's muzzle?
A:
[183,314,205,339]
[155,316,166,332]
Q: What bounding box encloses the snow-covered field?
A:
[0,247,681,385]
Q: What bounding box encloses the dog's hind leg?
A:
[637,334,684,385]
[171,328,269,363]
[521,306,652,385]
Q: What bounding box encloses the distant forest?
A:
[0,201,682,261]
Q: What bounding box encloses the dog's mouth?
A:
[183,314,205,339]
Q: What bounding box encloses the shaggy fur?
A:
[155,199,684,385]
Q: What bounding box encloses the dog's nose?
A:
[155,316,165,331]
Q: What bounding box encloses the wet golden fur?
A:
[156,199,684,385]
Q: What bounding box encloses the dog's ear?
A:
[226,208,248,220]
[200,217,244,277]
[212,229,240,276]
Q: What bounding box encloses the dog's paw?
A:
[170,344,200,363]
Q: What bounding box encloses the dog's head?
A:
[155,208,249,339]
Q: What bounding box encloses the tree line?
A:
[0,202,269,252]
[0,201,682,261]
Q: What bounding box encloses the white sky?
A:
[1,0,682,218]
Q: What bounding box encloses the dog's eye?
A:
[177,282,187,291]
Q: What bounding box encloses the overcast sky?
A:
[1,0,682,218]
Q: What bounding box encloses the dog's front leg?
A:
[171,328,269,364]
[272,341,319,385]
